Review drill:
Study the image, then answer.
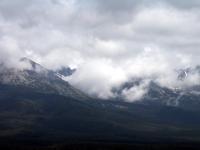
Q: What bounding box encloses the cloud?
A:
[121,80,150,102]
[0,0,200,100]
[67,58,127,99]
[66,46,197,100]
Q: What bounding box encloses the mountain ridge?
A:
[0,58,200,143]
[0,58,89,100]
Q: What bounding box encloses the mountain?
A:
[1,58,200,147]
[142,81,200,111]
[136,67,200,109]
[114,66,200,110]
[0,58,88,100]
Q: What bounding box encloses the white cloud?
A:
[122,80,150,102]
[68,58,127,99]
[0,0,200,100]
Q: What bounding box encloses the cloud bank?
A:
[1,0,200,101]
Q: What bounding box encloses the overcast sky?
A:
[1,0,200,101]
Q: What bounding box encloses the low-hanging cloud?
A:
[1,0,200,101]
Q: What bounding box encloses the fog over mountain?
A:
[1,0,200,101]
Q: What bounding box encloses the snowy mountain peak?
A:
[20,57,48,74]
[0,58,89,100]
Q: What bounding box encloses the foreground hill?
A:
[1,83,200,143]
